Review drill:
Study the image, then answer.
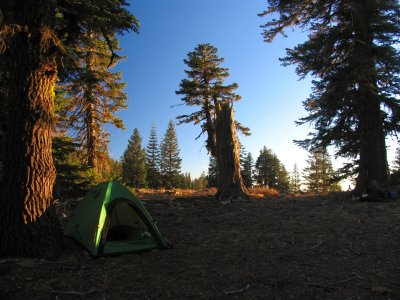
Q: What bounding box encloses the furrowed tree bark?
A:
[86,102,97,169]
[356,83,389,193]
[353,0,389,193]
[215,102,249,200]
[204,98,217,157]
[0,1,64,257]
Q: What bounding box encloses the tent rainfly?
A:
[64,181,167,256]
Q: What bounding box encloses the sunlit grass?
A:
[249,186,280,197]
[135,186,286,200]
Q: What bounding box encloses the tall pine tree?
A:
[194,172,208,190]
[0,0,138,257]
[303,149,341,193]
[146,125,161,189]
[290,163,302,193]
[160,121,182,189]
[57,33,128,173]
[176,44,249,155]
[240,145,254,188]
[177,172,192,189]
[393,144,400,173]
[107,158,123,181]
[207,156,218,188]
[121,128,147,188]
[176,44,250,199]
[255,147,290,193]
[260,0,400,193]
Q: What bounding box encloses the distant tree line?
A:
[119,121,209,190]
[207,145,341,194]
[53,119,212,194]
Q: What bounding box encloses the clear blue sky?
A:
[107,0,397,182]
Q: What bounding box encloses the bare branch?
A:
[101,29,119,69]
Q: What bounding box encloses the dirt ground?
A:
[1,193,400,299]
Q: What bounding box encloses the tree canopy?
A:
[303,149,341,193]
[260,0,400,192]
[57,33,128,172]
[176,43,250,157]
[255,147,290,193]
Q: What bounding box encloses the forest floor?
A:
[1,191,400,299]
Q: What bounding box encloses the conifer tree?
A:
[160,121,182,189]
[390,145,400,184]
[121,128,147,188]
[0,0,138,257]
[255,147,290,193]
[146,125,161,189]
[290,163,302,194]
[239,144,247,176]
[207,156,218,188]
[52,136,96,199]
[52,92,98,197]
[194,172,208,190]
[260,0,400,193]
[390,142,400,172]
[185,173,193,189]
[107,158,123,181]
[177,172,192,189]
[176,44,250,199]
[303,149,341,193]
[176,44,250,155]
[243,153,255,188]
[240,146,254,188]
[57,33,128,173]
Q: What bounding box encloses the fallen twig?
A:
[308,240,325,250]
[330,275,362,285]
[47,286,96,296]
[345,296,359,300]
[224,283,250,295]
[306,282,338,290]
[353,273,364,280]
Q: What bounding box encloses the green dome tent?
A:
[64,181,167,256]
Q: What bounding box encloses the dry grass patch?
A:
[249,186,280,197]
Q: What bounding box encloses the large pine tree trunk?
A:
[0,71,7,178]
[215,103,249,200]
[86,103,97,169]
[353,0,389,193]
[204,98,217,157]
[356,89,389,193]
[0,1,64,257]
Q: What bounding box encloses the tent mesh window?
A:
[106,202,152,241]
